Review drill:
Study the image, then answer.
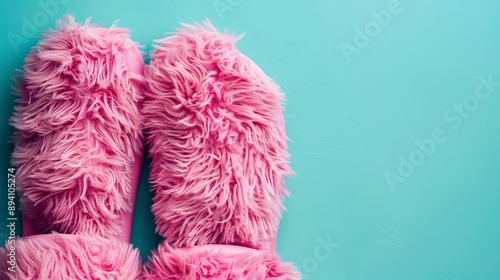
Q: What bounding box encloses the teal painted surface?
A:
[1,1,500,279]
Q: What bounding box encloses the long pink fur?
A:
[10,16,143,237]
[143,242,301,280]
[0,233,142,280]
[143,21,292,250]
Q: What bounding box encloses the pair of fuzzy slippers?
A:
[0,16,300,280]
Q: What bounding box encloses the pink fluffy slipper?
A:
[0,16,144,280]
[142,21,300,279]
[0,234,141,279]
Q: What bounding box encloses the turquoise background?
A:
[1,1,500,279]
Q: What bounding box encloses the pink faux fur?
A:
[0,233,142,280]
[10,16,144,237]
[143,21,292,251]
[143,21,299,278]
[143,243,301,280]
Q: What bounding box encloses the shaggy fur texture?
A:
[144,21,292,251]
[10,16,144,237]
[143,243,301,280]
[0,233,142,280]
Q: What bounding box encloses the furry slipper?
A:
[0,233,142,280]
[142,21,300,279]
[145,243,300,279]
[11,15,144,240]
[1,16,144,279]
